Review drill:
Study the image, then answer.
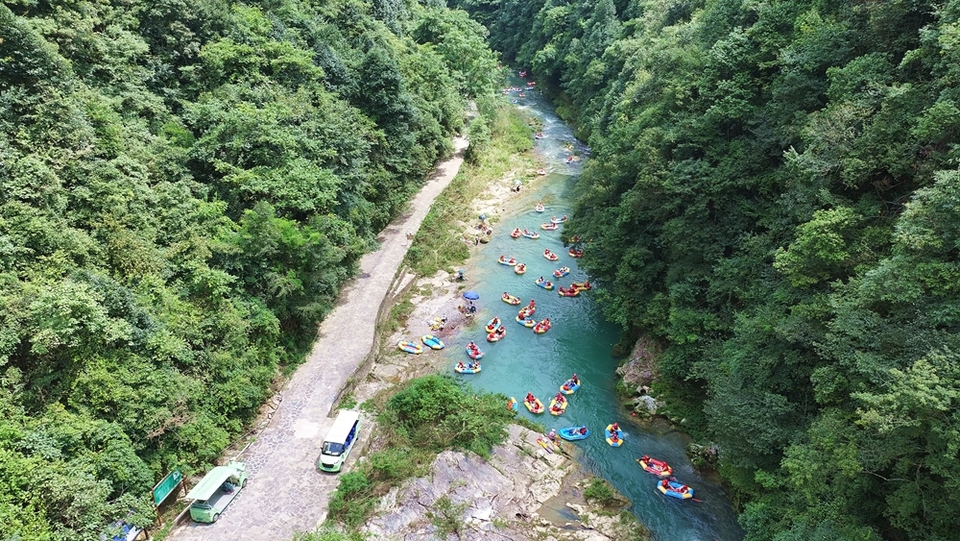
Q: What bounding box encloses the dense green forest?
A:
[0,0,497,537]
[451,0,960,539]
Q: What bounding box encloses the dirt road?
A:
[171,137,468,541]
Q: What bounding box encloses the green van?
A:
[317,410,362,473]
[186,461,248,523]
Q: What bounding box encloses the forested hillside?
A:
[452,0,960,539]
[0,0,497,537]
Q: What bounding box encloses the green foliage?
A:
[0,0,499,537]
[454,0,960,538]
[327,376,513,529]
[426,495,469,537]
[583,478,622,509]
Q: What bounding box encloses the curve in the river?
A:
[448,80,745,541]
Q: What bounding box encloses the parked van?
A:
[317,410,361,473]
[186,461,247,523]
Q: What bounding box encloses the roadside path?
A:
[171,137,468,541]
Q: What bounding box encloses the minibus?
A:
[317,410,361,473]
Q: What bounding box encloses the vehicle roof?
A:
[324,410,361,445]
[186,464,244,501]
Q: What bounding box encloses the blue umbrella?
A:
[462,291,480,300]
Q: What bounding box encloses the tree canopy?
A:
[451,0,960,539]
[0,0,498,537]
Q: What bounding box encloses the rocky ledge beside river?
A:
[362,424,644,541]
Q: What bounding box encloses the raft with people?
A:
[502,292,521,305]
[605,423,624,447]
[498,255,518,266]
[559,426,590,441]
[658,479,694,500]
[514,263,527,275]
[485,317,502,333]
[549,394,568,415]
[465,341,484,360]
[397,340,423,354]
[421,335,445,350]
[487,326,506,342]
[516,315,536,327]
[542,249,559,261]
[535,202,545,213]
[506,397,519,412]
[637,456,673,478]
[541,222,560,231]
[518,300,536,318]
[560,375,580,394]
[571,280,592,291]
[523,394,545,414]
[558,285,581,297]
[568,248,584,258]
[553,266,570,278]
[550,215,568,224]
[454,361,481,374]
[510,228,522,239]
[521,230,540,240]
[533,318,552,334]
[535,277,554,290]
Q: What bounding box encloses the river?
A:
[446,80,745,541]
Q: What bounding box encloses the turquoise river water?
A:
[443,81,745,541]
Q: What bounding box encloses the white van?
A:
[317,410,361,473]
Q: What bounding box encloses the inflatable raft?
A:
[657,480,693,500]
[498,255,518,266]
[514,263,527,275]
[485,317,503,333]
[637,456,673,478]
[535,277,554,290]
[605,424,624,447]
[533,318,552,334]
[542,249,559,261]
[454,361,480,374]
[541,223,559,231]
[559,426,590,441]
[560,377,580,395]
[549,395,568,416]
[421,334,445,350]
[553,266,570,278]
[487,326,506,342]
[501,292,521,305]
[398,340,423,354]
[465,342,484,360]
[524,396,545,414]
[516,315,536,327]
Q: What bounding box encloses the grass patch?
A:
[326,375,516,530]
[405,101,537,277]
[584,478,626,510]
[385,297,415,333]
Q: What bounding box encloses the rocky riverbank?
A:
[363,425,644,541]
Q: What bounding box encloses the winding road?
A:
[171,137,468,541]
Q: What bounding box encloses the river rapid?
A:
[445,80,745,541]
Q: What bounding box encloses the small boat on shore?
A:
[421,334,445,350]
[559,426,590,441]
[542,249,559,261]
[498,255,518,266]
[553,266,570,278]
[398,340,423,354]
[514,263,527,275]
